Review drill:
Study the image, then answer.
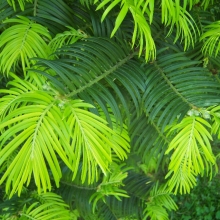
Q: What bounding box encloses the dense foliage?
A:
[0,0,220,219]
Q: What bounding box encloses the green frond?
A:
[166,0,213,10]
[49,27,88,53]
[122,171,153,200]
[7,0,33,11]
[58,179,98,220]
[165,164,197,195]
[0,85,74,197]
[144,182,177,220]
[89,7,128,38]
[80,0,95,8]
[95,0,156,61]
[209,105,220,138]
[0,0,28,30]
[0,16,51,75]
[130,113,169,170]
[58,163,98,207]
[143,51,220,130]
[201,0,214,10]
[162,3,198,50]
[90,163,130,212]
[32,0,76,35]
[1,0,220,218]
[32,38,145,125]
[149,182,177,210]
[0,75,130,197]
[58,166,152,220]
[25,71,47,88]
[144,203,170,220]
[165,115,216,194]
[63,100,130,183]
[70,3,93,32]
[0,189,70,219]
[19,192,70,219]
[200,21,220,57]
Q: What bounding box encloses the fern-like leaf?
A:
[0,16,51,75]
[19,192,70,219]
[0,75,130,197]
[90,163,129,212]
[143,50,220,130]
[130,113,169,170]
[0,79,74,196]
[32,38,145,125]
[32,0,76,35]
[95,0,156,61]
[7,0,33,11]
[201,21,220,57]
[161,0,198,50]
[209,106,220,139]
[144,182,177,220]
[63,101,130,183]
[165,115,216,194]
[49,26,88,53]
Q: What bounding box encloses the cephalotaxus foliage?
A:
[0,0,220,219]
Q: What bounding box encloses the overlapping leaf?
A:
[161,0,198,50]
[130,113,169,169]
[20,192,70,220]
[33,38,145,125]
[63,101,130,183]
[0,81,74,196]
[0,16,51,75]
[32,0,76,35]
[95,0,156,61]
[90,163,129,212]
[49,27,88,53]
[201,21,220,57]
[209,106,220,138]
[0,0,29,30]
[0,75,130,197]
[165,116,216,194]
[0,190,71,219]
[7,0,32,11]
[144,182,177,220]
[143,51,220,130]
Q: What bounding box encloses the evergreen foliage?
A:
[0,0,220,219]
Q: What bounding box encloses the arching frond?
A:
[58,165,153,220]
[209,105,220,138]
[7,0,32,11]
[32,0,76,35]
[144,182,177,220]
[200,21,220,57]
[0,0,28,30]
[49,27,88,53]
[161,0,214,10]
[162,1,198,50]
[90,163,129,212]
[63,101,130,183]
[32,38,145,125]
[95,0,156,61]
[0,75,130,197]
[130,113,169,170]
[0,186,71,219]
[0,16,51,75]
[165,115,216,194]
[0,80,74,197]
[19,192,70,219]
[142,50,220,130]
